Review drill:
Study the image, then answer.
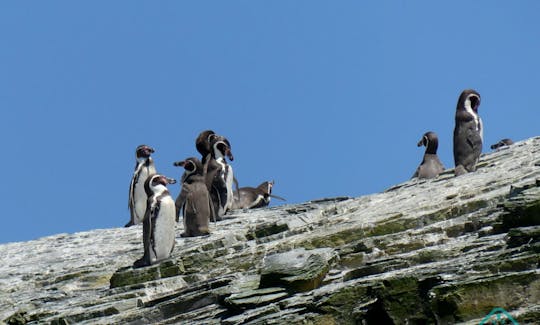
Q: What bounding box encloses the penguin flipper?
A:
[128,176,136,222]
[175,190,188,223]
[466,127,483,154]
[148,203,160,261]
[465,126,483,170]
[140,206,153,266]
[233,177,240,196]
[411,168,420,179]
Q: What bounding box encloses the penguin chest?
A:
[133,166,156,223]
[418,155,444,179]
[223,164,234,209]
[214,159,234,211]
[150,196,176,262]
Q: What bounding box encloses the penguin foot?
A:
[132,257,148,268]
[454,165,468,176]
[181,231,210,238]
[124,221,134,227]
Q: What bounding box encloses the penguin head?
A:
[135,145,155,159]
[195,130,216,158]
[257,180,286,202]
[257,180,274,196]
[174,157,204,178]
[210,135,234,161]
[417,131,439,154]
[457,89,481,114]
[144,174,170,196]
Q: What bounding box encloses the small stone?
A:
[259,248,335,293]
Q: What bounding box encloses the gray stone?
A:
[259,248,336,292]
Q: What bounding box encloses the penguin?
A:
[133,174,176,267]
[412,131,445,179]
[173,157,212,237]
[453,89,483,176]
[126,145,157,227]
[206,135,235,220]
[232,180,287,210]
[490,138,514,150]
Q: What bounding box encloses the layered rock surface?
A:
[2,137,540,324]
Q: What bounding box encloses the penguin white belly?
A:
[150,196,176,263]
[224,165,234,211]
[133,183,147,224]
[133,166,156,224]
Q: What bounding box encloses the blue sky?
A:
[1,2,539,244]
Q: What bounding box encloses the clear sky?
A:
[1,2,539,244]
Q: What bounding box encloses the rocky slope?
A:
[1,137,540,324]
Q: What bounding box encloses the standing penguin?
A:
[232,180,286,210]
[453,89,483,176]
[174,157,212,237]
[126,145,156,227]
[412,132,445,179]
[133,174,176,267]
[206,135,235,220]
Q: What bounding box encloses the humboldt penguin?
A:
[126,145,156,227]
[490,138,514,150]
[412,132,445,179]
[206,135,235,220]
[232,180,287,210]
[453,89,483,176]
[133,174,176,267]
[174,157,212,237]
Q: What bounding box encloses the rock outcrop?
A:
[2,137,540,324]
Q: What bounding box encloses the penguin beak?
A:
[158,175,169,186]
[270,194,287,201]
[417,139,424,147]
[226,148,234,161]
[166,177,177,184]
[145,147,155,155]
[173,161,186,167]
